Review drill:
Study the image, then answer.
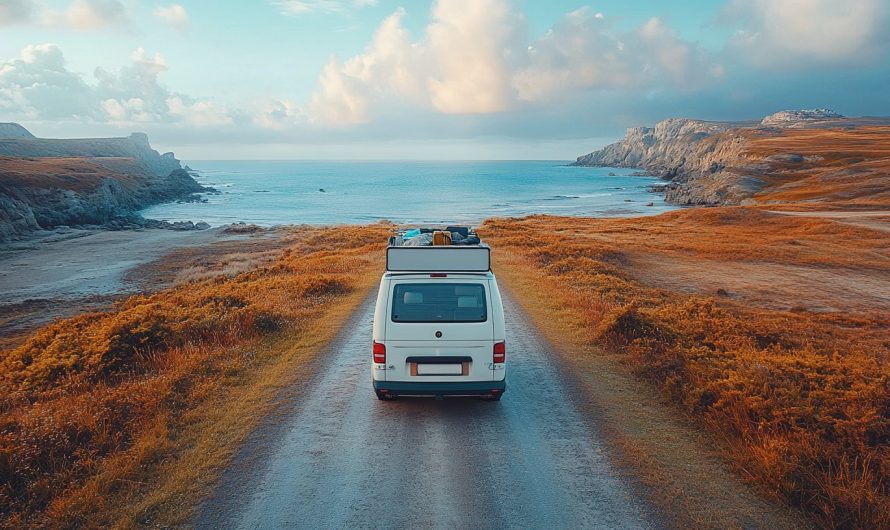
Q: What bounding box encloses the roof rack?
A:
[386,226,490,272]
[388,225,481,247]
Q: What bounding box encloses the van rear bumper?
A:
[373,380,506,396]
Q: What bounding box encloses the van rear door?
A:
[385,278,494,383]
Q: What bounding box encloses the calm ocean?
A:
[141,160,674,226]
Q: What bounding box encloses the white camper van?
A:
[372,228,506,400]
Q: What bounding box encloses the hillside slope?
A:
[0,123,35,139]
[573,110,890,208]
[0,131,180,177]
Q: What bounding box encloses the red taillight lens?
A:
[493,341,506,364]
[373,341,386,364]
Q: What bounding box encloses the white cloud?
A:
[308,59,372,125]
[44,0,129,30]
[426,0,525,114]
[166,96,233,127]
[0,43,95,119]
[101,97,154,122]
[273,0,378,16]
[0,0,35,26]
[515,10,718,102]
[154,4,189,30]
[725,0,889,66]
[253,99,303,129]
[308,7,428,125]
[308,0,525,124]
[274,0,345,15]
[0,43,236,127]
[93,48,171,122]
[307,1,719,126]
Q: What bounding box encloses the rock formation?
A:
[0,124,209,242]
[571,109,869,206]
[760,109,843,127]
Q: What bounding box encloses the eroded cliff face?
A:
[0,125,206,242]
[571,110,864,206]
[573,118,759,205]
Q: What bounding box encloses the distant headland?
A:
[573,109,890,209]
[0,124,211,242]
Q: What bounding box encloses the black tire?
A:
[376,391,396,401]
[482,393,502,401]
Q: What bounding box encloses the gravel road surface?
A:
[197,293,660,529]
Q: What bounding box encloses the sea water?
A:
[141,160,674,226]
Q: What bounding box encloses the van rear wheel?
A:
[482,393,502,401]
[376,391,396,401]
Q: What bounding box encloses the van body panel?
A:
[372,271,506,396]
[387,342,492,383]
[371,276,390,381]
[488,278,506,343]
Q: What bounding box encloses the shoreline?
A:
[0,226,266,348]
[4,202,887,348]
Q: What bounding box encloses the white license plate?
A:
[417,363,462,375]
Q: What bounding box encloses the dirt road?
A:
[197,293,661,529]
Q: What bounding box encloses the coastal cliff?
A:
[0,126,181,176]
[0,124,207,242]
[572,110,890,206]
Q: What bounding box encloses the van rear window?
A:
[391,283,487,323]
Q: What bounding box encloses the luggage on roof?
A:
[386,225,489,271]
[432,230,452,246]
[446,226,470,238]
[389,226,478,248]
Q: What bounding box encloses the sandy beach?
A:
[0,227,251,346]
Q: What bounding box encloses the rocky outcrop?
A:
[761,109,843,127]
[573,119,742,170]
[0,124,209,242]
[572,110,854,205]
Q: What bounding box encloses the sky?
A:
[1,0,888,160]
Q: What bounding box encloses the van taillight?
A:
[373,341,386,364]
[493,341,506,364]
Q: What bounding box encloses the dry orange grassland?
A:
[0,156,148,192]
[746,126,890,209]
[481,209,889,529]
[0,224,389,528]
